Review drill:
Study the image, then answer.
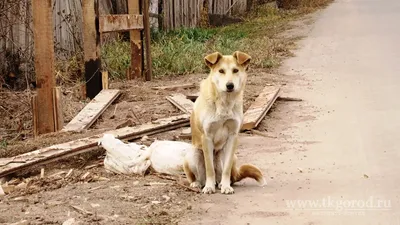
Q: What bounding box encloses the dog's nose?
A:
[226,82,234,91]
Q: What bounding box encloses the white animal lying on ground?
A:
[98,134,195,176]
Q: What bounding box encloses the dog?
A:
[184,51,265,194]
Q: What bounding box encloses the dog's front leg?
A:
[220,135,238,194]
[202,135,216,194]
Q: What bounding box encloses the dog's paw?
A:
[220,185,234,194]
[190,181,202,188]
[202,185,215,194]
[217,182,222,189]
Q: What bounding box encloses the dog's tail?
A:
[231,164,266,186]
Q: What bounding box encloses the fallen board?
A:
[166,93,194,114]
[151,83,196,91]
[241,86,280,131]
[63,89,121,132]
[0,114,190,178]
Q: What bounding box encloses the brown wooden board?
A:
[241,86,280,131]
[63,89,121,132]
[0,114,190,178]
[166,93,194,114]
[99,14,144,33]
[32,0,56,134]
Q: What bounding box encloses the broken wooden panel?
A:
[241,86,280,131]
[99,14,144,33]
[63,89,121,132]
[0,114,190,178]
[166,93,194,114]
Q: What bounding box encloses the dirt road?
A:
[184,0,400,224]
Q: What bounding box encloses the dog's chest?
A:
[203,109,241,150]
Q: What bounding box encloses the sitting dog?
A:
[184,51,265,194]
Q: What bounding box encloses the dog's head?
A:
[204,51,251,93]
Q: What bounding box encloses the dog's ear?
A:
[233,51,251,68]
[204,52,223,68]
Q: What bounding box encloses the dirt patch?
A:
[0,167,198,224]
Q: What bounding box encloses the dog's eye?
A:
[219,69,225,74]
[233,68,239,73]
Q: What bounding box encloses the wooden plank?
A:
[99,14,144,33]
[183,0,188,26]
[52,87,63,131]
[63,89,121,132]
[169,0,174,29]
[162,0,169,30]
[0,114,190,178]
[32,0,56,134]
[82,0,102,99]
[128,0,143,79]
[241,86,280,131]
[174,0,180,28]
[143,0,153,81]
[151,83,196,90]
[166,93,194,114]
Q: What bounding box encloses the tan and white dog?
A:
[184,51,265,194]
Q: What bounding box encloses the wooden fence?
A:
[162,0,248,30]
[0,0,249,86]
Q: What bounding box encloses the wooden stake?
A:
[82,0,102,99]
[40,168,45,178]
[128,0,143,79]
[102,71,109,90]
[32,0,56,134]
[143,0,153,81]
[31,95,38,138]
[52,87,63,131]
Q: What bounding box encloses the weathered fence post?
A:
[143,0,153,81]
[128,0,143,79]
[31,0,57,135]
[82,0,102,99]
